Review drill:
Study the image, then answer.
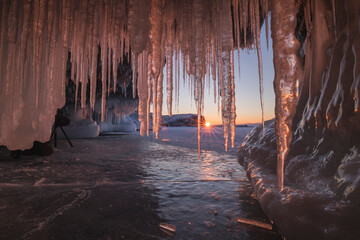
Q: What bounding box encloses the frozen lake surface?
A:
[0,126,281,239]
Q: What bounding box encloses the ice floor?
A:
[0,126,281,239]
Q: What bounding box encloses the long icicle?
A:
[230,50,236,148]
[0,0,275,152]
[271,0,301,190]
[146,53,152,136]
[255,0,265,135]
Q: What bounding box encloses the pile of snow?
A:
[93,97,138,133]
[99,115,136,133]
[94,97,138,118]
[57,98,137,138]
[91,97,138,125]
[57,119,100,139]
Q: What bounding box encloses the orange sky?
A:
[162,26,275,125]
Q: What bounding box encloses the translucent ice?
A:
[0,0,270,156]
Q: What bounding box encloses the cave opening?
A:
[1,0,360,239]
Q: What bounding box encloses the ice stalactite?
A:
[255,0,265,135]
[331,0,337,41]
[0,0,66,150]
[165,5,174,117]
[128,0,151,56]
[166,50,173,117]
[263,0,270,50]
[324,0,360,130]
[132,51,137,99]
[270,0,301,190]
[146,54,153,136]
[220,0,234,152]
[351,15,360,113]
[221,51,232,152]
[193,0,207,158]
[0,0,270,151]
[137,51,148,136]
[149,0,164,139]
[304,0,333,128]
[230,51,237,148]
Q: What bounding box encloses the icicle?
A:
[101,46,107,122]
[132,51,137,98]
[193,0,207,158]
[107,48,111,98]
[156,69,164,139]
[232,0,239,50]
[237,50,241,84]
[165,37,173,116]
[1,0,278,152]
[255,0,265,135]
[230,51,236,148]
[243,0,248,47]
[174,40,178,109]
[211,35,217,103]
[112,55,118,94]
[165,1,175,116]
[146,53,152,136]
[90,45,98,110]
[220,0,234,151]
[80,0,89,109]
[331,0,337,41]
[74,62,79,111]
[222,51,231,152]
[149,0,164,138]
[265,0,269,50]
[138,51,148,136]
[166,52,173,116]
[271,0,301,190]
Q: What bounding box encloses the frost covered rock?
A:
[239,1,360,238]
[238,120,360,239]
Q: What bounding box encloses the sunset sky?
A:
[162,26,275,125]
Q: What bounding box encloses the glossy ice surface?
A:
[0,127,280,239]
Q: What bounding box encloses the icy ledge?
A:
[238,120,360,240]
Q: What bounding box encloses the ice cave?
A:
[0,0,359,239]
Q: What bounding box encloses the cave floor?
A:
[0,127,281,240]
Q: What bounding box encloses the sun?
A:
[205,122,211,128]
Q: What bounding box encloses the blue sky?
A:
[162,26,275,125]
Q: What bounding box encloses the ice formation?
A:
[57,119,100,139]
[239,0,360,238]
[2,0,360,237]
[0,0,269,152]
[271,1,301,190]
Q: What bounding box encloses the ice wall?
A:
[290,0,360,202]
[0,0,269,150]
[0,0,67,150]
[239,0,360,238]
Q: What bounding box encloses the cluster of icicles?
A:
[0,0,269,152]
